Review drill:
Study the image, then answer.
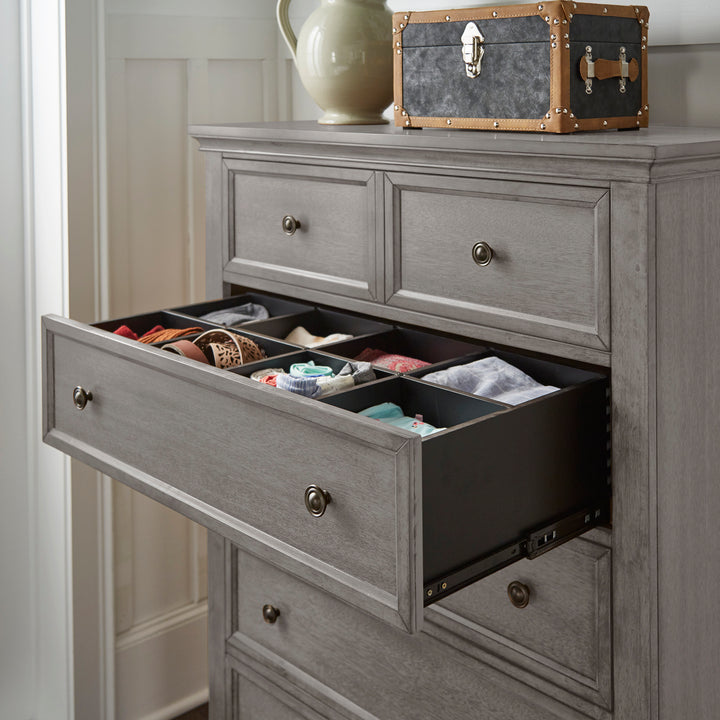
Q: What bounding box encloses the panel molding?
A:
[104,5,282,716]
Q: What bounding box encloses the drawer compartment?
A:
[225,160,380,301]
[229,548,608,719]
[171,291,314,325]
[238,308,392,348]
[43,296,608,634]
[385,173,610,349]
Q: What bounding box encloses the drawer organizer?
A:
[43,290,610,633]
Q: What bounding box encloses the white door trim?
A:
[20,0,74,717]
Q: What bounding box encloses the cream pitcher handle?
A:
[277,0,298,62]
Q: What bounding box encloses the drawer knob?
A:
[304,484,332,517]
[262,604,281,624]
[282,215,302,236]
[507,581,531,609]
[73,386,93,410]
[471,241,494,266]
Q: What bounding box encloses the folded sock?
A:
[284,325,353,348]
[338,361,376,385]
[289,360,335,378]
[359,402,443,437]
[307,332,353,348]
[275,374,322,398]
[354,348,430,373]
[250,367,287,383]
[199,302,269,326]
[421,356,559,406]
[316,375,355,396]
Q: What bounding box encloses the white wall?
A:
[1,0,73,718]
[0,0,33,713]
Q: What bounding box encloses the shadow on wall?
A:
[649,44,720,127]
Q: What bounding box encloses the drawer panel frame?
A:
[43,315,424,634]
[384,172,611,350]
[223,159,383,302]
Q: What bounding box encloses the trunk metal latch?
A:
[461,22,485,78]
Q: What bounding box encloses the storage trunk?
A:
[393,2,649,133]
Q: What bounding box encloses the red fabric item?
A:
[140,324,165,340]
[113,324,139,341]
[259,374,279,387]
[354,347,430,373]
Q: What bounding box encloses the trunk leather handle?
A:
[580,55,639,82]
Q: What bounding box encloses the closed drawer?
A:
[385,173,610,349]
[42,294,608,634]
[432,533,612,707]
[225,159,380,301]
[231,664,334,720]
[229,547,610,719]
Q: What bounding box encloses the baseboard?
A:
[115,602,208,720]
[138,689,208,720]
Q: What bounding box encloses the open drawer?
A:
[42,294,609,634]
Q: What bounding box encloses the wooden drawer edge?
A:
[426,536,613,711]
[227,632,612,720]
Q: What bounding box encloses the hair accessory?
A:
[193,329,266,368]
[161,339,210,364]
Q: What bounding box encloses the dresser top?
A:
[190,121,720,164]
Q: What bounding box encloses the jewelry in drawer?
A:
[42,291,609,635]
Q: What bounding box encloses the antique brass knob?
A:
[262,604,280,624]
[472,241,493,266]
[282,215,301,236]
[507,581,531,609]
[304,484,331,517]
[73,386,93,410]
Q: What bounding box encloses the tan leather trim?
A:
[580,56,640,82]
[570,2,648,20]
[573,114,649,131]
[393,3,565,26]
[392,18,405,127]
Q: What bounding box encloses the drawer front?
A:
[385,173,610,349]
[43,309,608,638]
[232,666,332,720]
[433,535,612,707]
[230,549,606,720]
[226,159,380,301]
[43,315,422,633]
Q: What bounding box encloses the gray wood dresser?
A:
[43,123,720,720]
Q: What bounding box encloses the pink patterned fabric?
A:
[354,347,430,373]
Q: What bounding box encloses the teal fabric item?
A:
[289,360,334,378]
[358,402,443,437]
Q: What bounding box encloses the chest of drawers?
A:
[44,123,720,719]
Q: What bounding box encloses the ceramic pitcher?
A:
[277,0,393,125]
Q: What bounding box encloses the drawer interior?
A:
[83,290,610,611]
[234,308,392,346]
[171,291,313,323]
[94,310,219,342]
[326,327,484,368]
